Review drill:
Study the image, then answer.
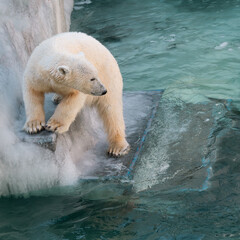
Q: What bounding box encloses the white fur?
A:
[23,32,129,156]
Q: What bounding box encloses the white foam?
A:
[75,0,92,6]
[0,101,105,196]
[74,6,83,10]
[215,42,228,50]
[133,101,190,192]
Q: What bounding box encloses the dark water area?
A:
[1,0,240,239]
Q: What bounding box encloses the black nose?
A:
[101,90,107,95]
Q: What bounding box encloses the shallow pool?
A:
[1,0,240,239]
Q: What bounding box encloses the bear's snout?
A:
[90,79,107,96]
[91,88,107,96]
[101,89,107,95]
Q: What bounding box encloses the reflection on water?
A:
[1,0,240,239]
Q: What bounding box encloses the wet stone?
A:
[17,91,163,178]
[16,91,239,185]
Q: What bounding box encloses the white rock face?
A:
[0,0,74,196]
[0,0,73,77]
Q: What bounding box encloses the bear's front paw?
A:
[45,118,69,134]
[108,140,130,158]
[24,120,45,134]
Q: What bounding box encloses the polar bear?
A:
[23,32,129,157]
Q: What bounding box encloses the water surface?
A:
[1,0,240,239]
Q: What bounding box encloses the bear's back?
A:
[25,32,121,90]
[54,32,115,67]
[31,32,116,72]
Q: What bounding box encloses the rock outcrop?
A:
[0,0,73,89]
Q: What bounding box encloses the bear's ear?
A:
[78,52,85,58]
[57,65,70,76]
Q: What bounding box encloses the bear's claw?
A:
[45,118,69,134]
[108,144,130,158]
[24,120,45,134]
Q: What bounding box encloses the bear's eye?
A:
[90,78,96,81]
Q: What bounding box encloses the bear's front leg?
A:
[46,92,86,134]
[98,99,130,157]
[23,86,45,134]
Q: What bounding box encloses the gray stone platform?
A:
[17,91,164,179]
[16,91,239,189]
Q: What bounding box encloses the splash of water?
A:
[0,61,105,197]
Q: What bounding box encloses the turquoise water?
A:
[71,0,240,106]
[1,0,240,239]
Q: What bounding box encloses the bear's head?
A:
[51,52,107,96]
